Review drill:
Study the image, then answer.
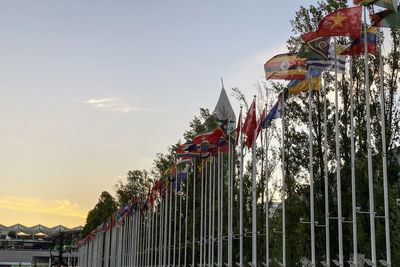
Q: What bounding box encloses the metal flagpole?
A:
[178,185,183,267]
[378,28,391,267]
[363,7,376,266]
[334,37,344,267]
[173,169,178,267]
[168,178,173,267]
[203,161,208,266]
[147,210,152,267]
[218,148,222,267]
[192,160,197,267]
[239,105,244,267]
[308,71,316,266]
[154,205,159,267]
[159,200,164,266]
[184,162,190,267]
[200,160,204,267]
[164,190,168,267]
[264,103,269,266]
[228,118,233,267]
[282,91,286,267]
[208,157,212,267]
[251,95,257,267]
[220,149,224,266]
[323,73,331,267]
[349,56,358,266]
[211,155,216,266]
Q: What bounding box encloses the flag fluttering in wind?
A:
[301,6,362,41]
[174,165,189,192]
[287,69,322,94]
[256,108,266,139]
[236,108,242,145]
[341,27,377,56]
[214,87,236,123]
[371,7,400,29]
[354,0,398,12]
[264,53,307,80]
[241,99,257,148]
[192,126,226,146]
[261,99,282,128]
[298,37,331,60]
[306,45,346,73]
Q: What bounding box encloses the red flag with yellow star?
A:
[303,7,362,41]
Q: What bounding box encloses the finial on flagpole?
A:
[221,77,225,89]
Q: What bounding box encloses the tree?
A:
[115,170,153,207]
[83,191,117,236]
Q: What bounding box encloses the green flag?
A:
[297,36,330,60]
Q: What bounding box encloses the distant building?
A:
[0,224,83,267]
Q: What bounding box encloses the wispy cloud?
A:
[0,196,86,219]
[83,97,148,113]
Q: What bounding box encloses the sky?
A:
[0,0,323,228]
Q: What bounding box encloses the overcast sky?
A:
[0,0,324,227]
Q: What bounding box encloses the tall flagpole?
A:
[349,56,358,266]
[184,162,190,267]
[239,106,244,267]
[378,28,391,267]
[228,117,233,267]
[173,169,178,267]
[211,155,216,266]
[251,95,257,267]
[363,7,377,266]
[334,37,344,267]
[220,149,224,266]
[323,73,330,267]
[164,190,169,267]
[281,91,286,267]
[200,160,204,267]
[308,71,316,266]
[203,161,208,266]
[208,158,212,267]
[192,160,197,267]
[217,148,222,267]
[168,179,173,267]
[178,188,183,267]
[264,103,270,267]
[154,204,159,267]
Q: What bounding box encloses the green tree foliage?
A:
[83,191,117,236]
[115,170,153,207]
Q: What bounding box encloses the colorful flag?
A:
[298,37,331,60]
[256,108,266,139]
[355,0,398,12]
[302,7,362,40]
[287,69,322,94]
[175,166,189,192]
[192,126,226,146]
[235,108,242,145]
[241,99,257,148]
[371,7,400,29]
[306,45,346,73]
[341,27,377,56]
[264,53,307,80]
[261,99,282,128]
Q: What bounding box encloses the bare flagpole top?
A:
[221,77,225,89]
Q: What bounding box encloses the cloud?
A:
[83,97,148,113]
[0,196,86,219]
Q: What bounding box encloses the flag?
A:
[175,166,189,192]
[241,99,257,148]
[192,126,226,146]
[287,69,322,94]
[261,99,282,128]
[371,7,400,29]
[235,108,242,145]
[264,53,307,80]
[256,108,266,139]
[214,87,236,123]
[298,37,331,60]
[306,45,346,73]
[302,7,362,40]
[355,0,398,12]
[340,27,377,56]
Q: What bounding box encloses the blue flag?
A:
[261,99,282,128]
